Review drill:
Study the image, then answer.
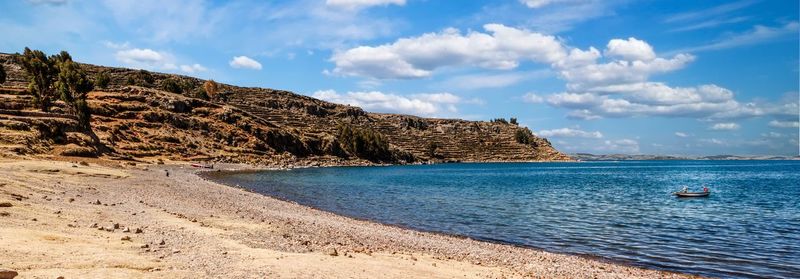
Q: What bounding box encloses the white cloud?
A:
[700,138,725,145]
[537,127,603,138]
[180,64,207,73]
[229,56,262,70]
[522,93,544,103]
[326,0,405,10]
[675,132,688,138]
[769,120,800,128]
[671,21,799,54]
[438,70,551,90]
[115,48,164,64]
[710,122,740,130]
[605,37,656,61]
[519,0,556,8]
[329,24,566,79]
[664,0,756,23]
[312,90,463,116]
[600,139,640,153]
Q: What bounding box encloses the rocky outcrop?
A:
[0,53,571,164]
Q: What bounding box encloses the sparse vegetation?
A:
[337,123,391,162]
[160,78,183,94]
[491,118,508,124]
[54,51,94,130]
[128,69,155,87]
[17,47,57,111]
[510,117,518,125]
[426,141,440,158]
[515,127,534,145]
[94,71,110,89]
[204,80,218,99]
[0,62,6,84]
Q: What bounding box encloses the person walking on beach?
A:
[165,170,170,177]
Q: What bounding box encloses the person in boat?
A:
[703,187,709,192]
[682,186,688,193]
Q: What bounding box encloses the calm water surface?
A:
[211,161,800,278]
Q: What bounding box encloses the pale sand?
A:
[0,158,699,278]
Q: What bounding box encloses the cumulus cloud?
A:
[326,0,405,10]
[605,37,656,61]
[312,90,463,115]
[769,120,800,128]
[329,24,566,79]
[522,93,544,103]
[116,48,164,64]
[229,56,262,70]
[180,64,207,73]
[536,127,603,138]
[113,47,206,74]
[675,132,688,138]
[710,122,740,130]
[600,139,640,153]
[519,0,557,8]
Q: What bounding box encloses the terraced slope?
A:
[0,53,571,164]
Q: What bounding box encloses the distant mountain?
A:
[570,153,800,161]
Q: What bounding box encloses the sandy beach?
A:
[0,158,698,278]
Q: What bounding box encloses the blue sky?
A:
[2,0,798,155]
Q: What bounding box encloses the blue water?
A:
[212,161,800,278]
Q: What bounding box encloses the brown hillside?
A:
[0,53,571,165]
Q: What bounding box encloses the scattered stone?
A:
[0,202,11,207]
[57,276,65,279]
[172,249,181,254]
[0,268,18,279]
[191,218,197,222]
[31,218,37,222]
[94,199,101,205]
[113,223,120,229]
[0,212,9,217]
[222,251,228,255]
[159,239,166,245]
[325,247,338,256]
[141,244,149,249]
[98,226,105,231]
[89,223,98,228]
[54,210,61,214]
[135,228,143,234]
[79,161,89,166]
[121,236,131,241]
[122,227,131,233]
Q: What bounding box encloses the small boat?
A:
[674,191,710,198]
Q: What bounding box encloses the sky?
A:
[1,0,798,156]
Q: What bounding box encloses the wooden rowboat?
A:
[674,191,710,198]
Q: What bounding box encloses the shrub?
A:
[510,117,518,125]
[426,141,440,158]
[0,63,6,84]
[94,71,110,89]
[17,47,57,111]
[160,78,183,94]
[491,118,508,124]
[337,123,391,162]
[204,80,218,99]
[515,128,534,145]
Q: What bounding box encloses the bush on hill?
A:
[336,123,392,162]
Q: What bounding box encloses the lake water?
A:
[211,161,800,278]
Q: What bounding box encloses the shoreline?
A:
[0,157,699,278]
[199,165,687,276]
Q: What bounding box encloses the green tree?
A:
[515,128,534,145]
[54,51,94,129]
[94,71,110,89]
[17,47,57,111]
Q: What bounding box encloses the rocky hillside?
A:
[0,53,570,166]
